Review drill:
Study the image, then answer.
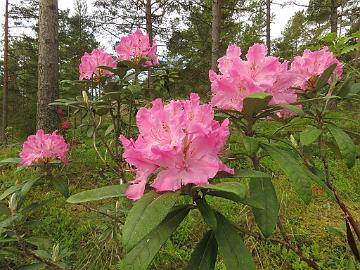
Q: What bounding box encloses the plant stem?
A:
[232,223,320,270]
[14,228,65,269]
[99,136,126,183]
[317,96,360,241]
[318,132,360,240]
[242,118,320,269]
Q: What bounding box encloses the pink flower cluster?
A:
[79,48,117,80]
[120,93,233,200]
[291,46,343,90]
[79,29,159,80]
[209,44,343,112]
[209,44,297,112]
[20,130,70,167]
[115,28,158,66]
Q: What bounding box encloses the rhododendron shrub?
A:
[79,48,117,80]
[53,28,162,173]
[31,39,358,269]
[20,129,70,166]
[120,93,233,200]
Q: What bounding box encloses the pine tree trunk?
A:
[1,0,9,141]
[145,0,153,97]
[330,0,338,35]
[266,0,271,54]
[211,0,222,71]
[37,0,59,132]
[146,0,153,46]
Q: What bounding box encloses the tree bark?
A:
[145,0,153,97]
[1,0,9,141]
[37,0,59,132]
[266,0,271,54]
[146,0,153,46]
[330,0,338,35]
[211,0,222,71]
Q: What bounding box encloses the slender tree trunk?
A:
[266,0,271,54]
[1,0,9,141]
[211,0,222,71]
[145,0,153,97]
[330,0,338,35]
[37,0,59,132]
[146,0,153,46]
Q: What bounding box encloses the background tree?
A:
[37,0,59,131]
[211,0,223,71]
[266,0,271,54]
[167,0,265,97]
[0,0,98,136]
[1,0,9,141]
[274,11,308,59]
[93,0,181,43]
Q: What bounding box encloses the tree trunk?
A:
[146,0,153,46]
[1,0,9,141]
[211,0,222,71]
[330,0,338,35]
[37,0,59,132]
[266,0,271,54]
[145,0,153,97]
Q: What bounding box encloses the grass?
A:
[0,113,360,269]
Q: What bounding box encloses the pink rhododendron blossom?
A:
[290,46,343,91]
[210,43,297,112]
[79,48,117,80]
[115,28,158,66]
[20,130,70,166]
[120,93,233,200]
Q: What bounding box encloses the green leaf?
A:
[336,77,353,97]
[261,144,312,203]
[119,205,191,270]
[52,178,69,198]
[0,185,21,201]
[0,216,17,228]
[242,136,259,157]
[199,201,255,270]
[242,92,273,118]
[347,83,360,97]
[215,212,256,270]
[20,178,40,198]
[0,157,21,165]
[17,263,47,270]
[105,124,114,136]
[315,63,337,90]
[234,169,271,179]
[198,182,263,209]
[250,178,279,237]
[197,200,218,229]
[300,126,322,146]
[123,191,179,251]
[187,230,218,270]
[273,104,304,116]
[327,125,356,168]
[341,44,358,55]
[66,184,126,203]
[22,198,53,213]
